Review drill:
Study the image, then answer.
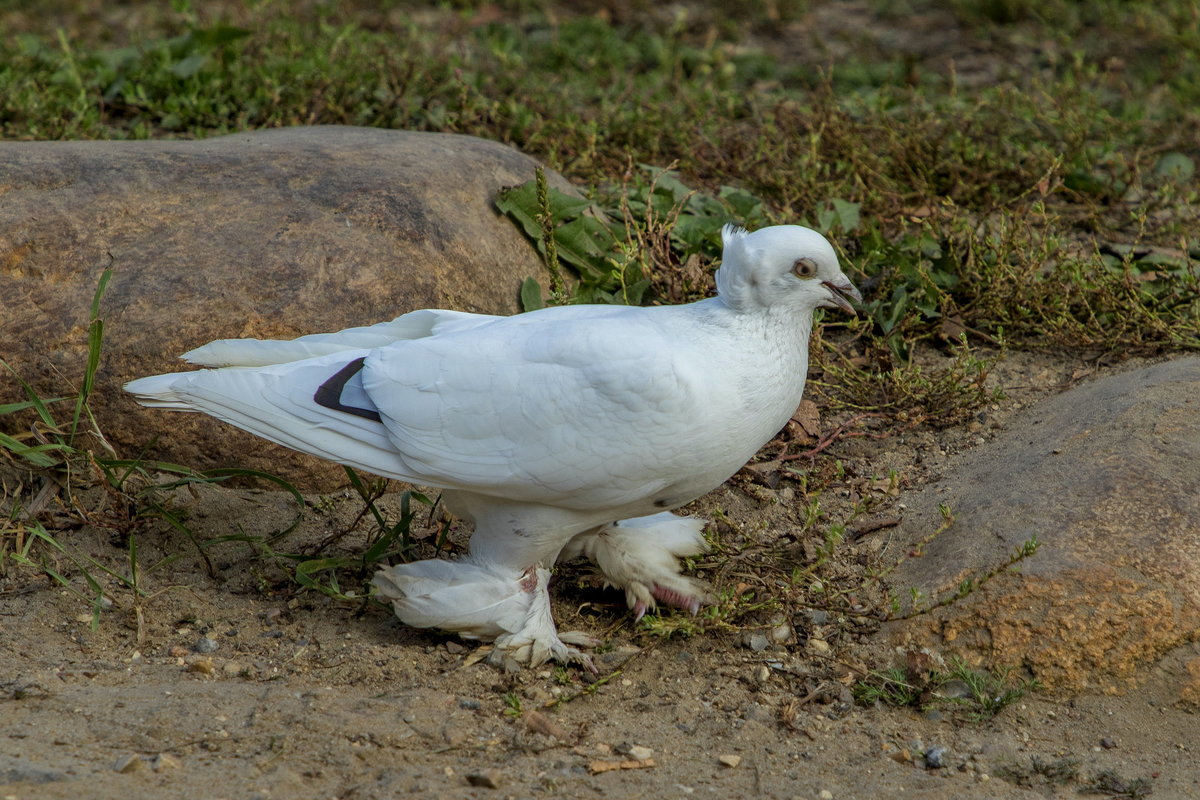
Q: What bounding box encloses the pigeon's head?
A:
[715,224,861,315]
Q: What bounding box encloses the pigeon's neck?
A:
[764,303,815,384]
[715,302,816,439]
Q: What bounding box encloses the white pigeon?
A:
[125,224,860,668]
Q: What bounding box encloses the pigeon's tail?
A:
[124,351,415,480]
[182,308,497,368]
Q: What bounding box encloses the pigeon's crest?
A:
[716,223,845,311]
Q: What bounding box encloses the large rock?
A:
[0,126,563,487]
[884,358,1200,694]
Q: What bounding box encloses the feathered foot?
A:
[560,512,712,621]
[372,559,597,670]
[488,567,598,672]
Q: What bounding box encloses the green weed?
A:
[1080,769,1155,799]
[637,584,778,640]
[287,468,435,601]
[502,690,523,717]
[853,653,1039,721]
[995,755,1082,789]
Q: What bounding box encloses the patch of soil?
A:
[3,349,1197,799]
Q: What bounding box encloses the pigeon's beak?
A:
[821,278,862,315]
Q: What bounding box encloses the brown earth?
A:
[3,349,1199,800]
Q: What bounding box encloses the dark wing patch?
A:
[314,357,383,422]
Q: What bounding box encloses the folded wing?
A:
[127,305,713,509]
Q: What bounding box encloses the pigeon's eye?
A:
[792,258,818,279]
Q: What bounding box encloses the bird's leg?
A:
[373,557,598,670]
[560,512,712,621]
[402,497,603,670]
[487,565,598,673]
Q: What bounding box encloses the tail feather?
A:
[125,352,416,480]
[183,309,497,367]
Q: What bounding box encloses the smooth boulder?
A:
[884,358,1200,695]
[0,126,564,487]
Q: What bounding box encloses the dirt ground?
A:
[3,348,1198,800]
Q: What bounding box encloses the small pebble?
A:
[113,754,146,774]
[718,754,742,768]
[221,660,245,677]
[195,637,219,654]
[807,638,831,656]
[627,745,653,761]
[924,745,948,769]
[745,634,769,652]
[1100,738,1117,749]
[770,623,793,644]
[819,791,834,800]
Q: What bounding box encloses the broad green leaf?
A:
[830,198,861,233]
[520,277,545,311]
[553,216,617,279]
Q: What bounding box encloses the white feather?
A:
[372,558,531,640]
[182,308,497,367]
[560,512,711,615]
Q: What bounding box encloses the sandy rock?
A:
[0,126,568,488]
[186,656,216,677]
[885,358,1200,693]
[1180,657,1200,707]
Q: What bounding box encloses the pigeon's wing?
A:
[362,308,716,509]
[182,309,498,367]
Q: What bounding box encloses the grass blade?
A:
[0,359,63,430]
[69,267,112,445]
